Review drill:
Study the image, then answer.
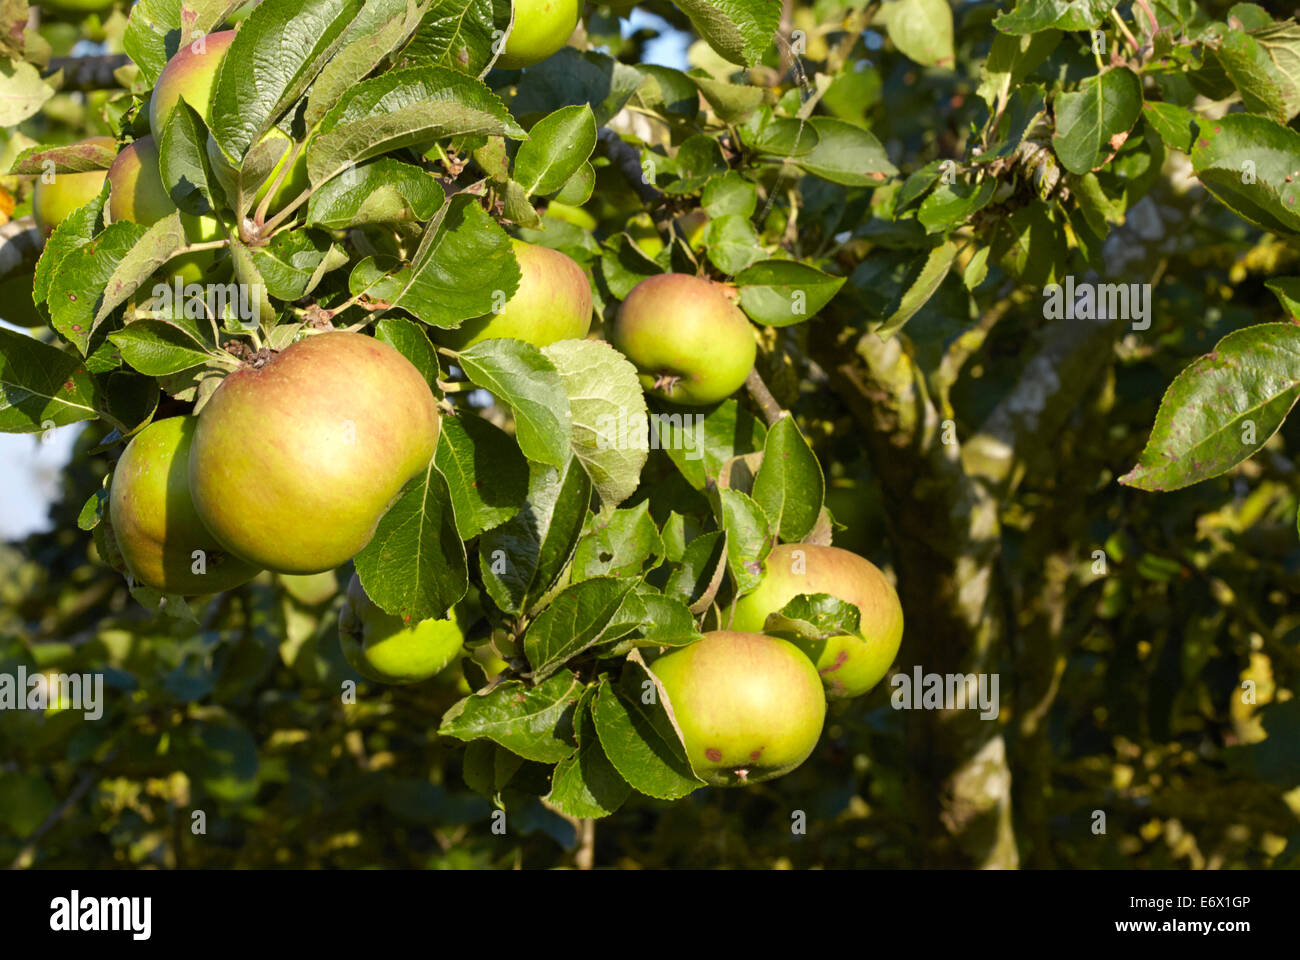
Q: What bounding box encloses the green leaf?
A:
[400,0,498,78]
[545,687,631,818]
[47,221,150,354]
[659,399,766,490]
[458,337,572,469]
[762,593,862,644]
[34,186,106,314]
[976,27,1059,111]
[524,576,639,681]
[9,139,116,175]
[158,101,224,217]
[736,259,846,326]
[672,0,781,67]
[572,501,664,581]
[751,416,825,542]
[514,104,597,198]
[0,327,98,433]
[434,413,528,540]
[479,456,591,615]
[439,671,582,763]
[793,117,896,186]
[308,65,524,186]
[1265,277,1300,318]
[95,213,189,324]
[509,49,644,127]
[305,0,426,129]
[591,665,702,799]
[715,487,770,595]
[1190,112,1300,235]
[875,240,958,338]
[1141,100,1197,153]
[540,338,649,507]
[701,170,758,219]
[353,461,470,620]
[665,529,728,612]
[1050,68,1142,175]
[305,157,444,229]
[1120,323,1300,492]
[993,0,1118,33]
[881,0,954,68]
[391,195,521,327]
[210,0,363,159]
[109,320,217,376]
[691,74,765,123]
[374,315,440,388]
[702,214,764,275]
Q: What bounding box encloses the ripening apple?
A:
[188,332,440,574]
[496,0,581,70]
[611,273,756,405]
[106,135,220,285]
[108,416,262,594]
[338,574,465,684]
[151,29,308,216]
[437,238,591,349]
[650,631,826,787]
[731,543,904,699]
[31,136,114,237]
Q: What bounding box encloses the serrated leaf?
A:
[524,576,638,681]
[458,337,571,469]
[514,104,597,198]
[438,671,582,763]
[750,416,824,542]
[434,413,528,540]
[545,687,631,818]
[1050,67,1142,175]
[0,327,98,433]
[736,259,846,326]
[591,665,702,799]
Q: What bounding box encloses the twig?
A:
[10,768,102,869]
[744,367,784,426]
[595,127,663,207]
[45,54,131,92]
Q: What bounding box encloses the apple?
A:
[650,630,826,786]
[675,209,709,250]
[338,574,464,684]
[108,416,262,594]
[106,135,220,285]
[495,0,581,70]
[31,136,114,237]
[731,543,904,699]
[150,29,307,216]
[279,570,339,606]
[611,273,756,405]
[148,30,237,134]
[188,331,440,574]
[437,238,591,349]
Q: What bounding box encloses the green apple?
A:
[437,238,591,349]
[188,332,440,574]
[496,0,581,70]
[279,570,339,606]
[106,135,220,285]
[338,574,464,684]
[650,630,826,787]
[611,273,756,405]
[109,416,262,594]
[731,543,904,699]
[31,136,114,237]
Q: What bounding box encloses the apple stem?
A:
[744,368,784,427]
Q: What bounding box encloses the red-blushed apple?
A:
[437,238,591,349]
[611,273,756,405]
[731,543,904,699]
[106,135,221,285]
[650,630,826,786]
[150,29,307,216]
[338,574,464,684]
[31,136,114,237]
[108,416,261,594]
[496,0,581,69]
[188,331,440,574]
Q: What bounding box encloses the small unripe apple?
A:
[495,0,581,70]
[107,135,219,285]
[31,136,114,237]
[279,570,339,605]
[109,416,261,594]
[338,574,464,684]
[437,238,591,349]
[188,332,440,574]
[731,543,904,699]
[611,273,756,405]
[650,630,826,786]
